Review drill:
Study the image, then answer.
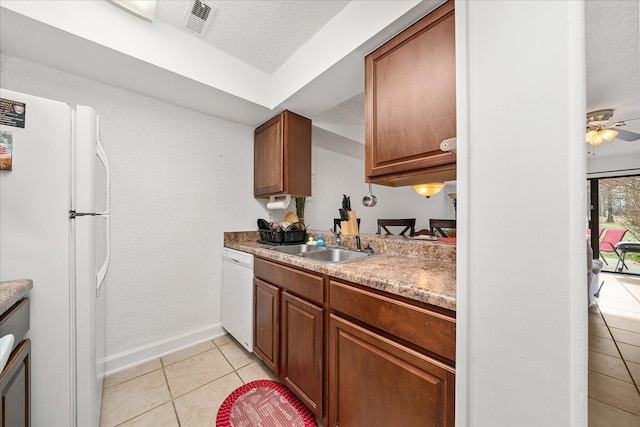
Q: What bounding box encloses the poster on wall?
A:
[0,98,26,128]
[0,130,13,171]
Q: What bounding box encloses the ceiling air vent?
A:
[183,0,216,37]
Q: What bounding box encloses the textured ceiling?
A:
[585,0,640,155]
[153,0,640,152]
[154,0,350,74]
[2,0,636,154]
[586,0,639,120]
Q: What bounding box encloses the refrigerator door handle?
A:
[95,115,111,296]
[95,116,111,216]
[96,215,110,296]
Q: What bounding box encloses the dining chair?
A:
[430,219,456,238]
[599,228,628,265]
[377,219,416,237]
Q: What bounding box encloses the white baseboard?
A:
[103,323,227,376]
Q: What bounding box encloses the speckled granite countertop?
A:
[0,279,33,316]
[224,231,456,311]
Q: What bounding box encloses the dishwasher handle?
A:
[223,248,254,268]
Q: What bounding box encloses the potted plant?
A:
[295,197,307,225]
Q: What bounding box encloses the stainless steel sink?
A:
[269,245,374,264]
[269,244,327,255]
[300,247,373,264]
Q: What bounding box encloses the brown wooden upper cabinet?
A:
[254,110,312,197]
[365,0,456,187]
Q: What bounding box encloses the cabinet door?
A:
[280,291,324,418]
[254,111,312,197]
[329,315,455,427]
[0,339,30,427]
[254,115,284,196]
[253,278,280,374]
[365,0,456,184]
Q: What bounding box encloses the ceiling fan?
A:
[586,109,640,145]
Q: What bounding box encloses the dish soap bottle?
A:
[316,234,325,246]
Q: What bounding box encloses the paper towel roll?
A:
[267,194,291,210]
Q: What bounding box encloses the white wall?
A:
[1,53,455,373]
[587,151,640,178]
[0,53,264,370]
[274,126,457,235]
[456,1,587,425]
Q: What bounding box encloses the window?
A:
[588,175,640,275]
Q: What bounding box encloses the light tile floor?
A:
[589,273,640,426]
[100,335,281,427]
[101,272,640,426]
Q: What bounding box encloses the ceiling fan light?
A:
[585,130,599,143]
[589,135,605,146]
[600,128,618,141]
[412,183,445,198]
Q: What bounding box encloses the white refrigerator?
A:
[0,88,110,427]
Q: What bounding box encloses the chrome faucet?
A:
[330,229,341,247]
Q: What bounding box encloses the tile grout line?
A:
[590,398,640,419]
[217,342,258,384]
[595,301,640,399]
[101,336,267,426]
[160,356,182,427]
[103,366,172,427]
[161,338,254,422]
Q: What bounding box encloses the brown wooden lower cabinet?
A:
[280,291,323,415]
[253,257,456,426]
[253,258,325,420]
[0,339,30,427]
[253,277,280,374]
[329,316,454,427]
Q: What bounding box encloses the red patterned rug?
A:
[216,380,317,427]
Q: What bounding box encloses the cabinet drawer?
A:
[0,299,30,354]
[255,258,324,304]
[329,280,455,361]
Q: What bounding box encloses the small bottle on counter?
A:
[316,234,325,246]
[307,237,317,246]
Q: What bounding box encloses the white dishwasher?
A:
[222,248,255,352]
